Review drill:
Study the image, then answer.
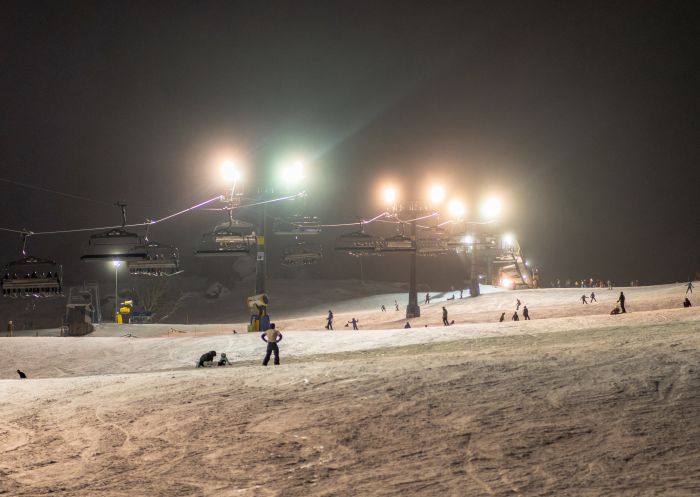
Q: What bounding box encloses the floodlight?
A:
[383,186,397,205]
[281,159,305,184]
[481,197,502,219]
[502,233,515,246]
[447,198,465,219]
[462,235,474,245]
[112,260,122,268]
[429,184,446,204]
[221,160,242,183]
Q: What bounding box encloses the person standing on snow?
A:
[581,294,588,304]
[442,306,450,326]
[7,320,14,337]
[261,323,283,366]
[617,292,626,313]
[499,312,506,322]
[326,310,334,330]
[347,318,359,330]
[380,304,386,312]
[687,281,694,294]
[512,312,519,321]
[425,293,431,304]
[395,300,400,311]
[523,306,530,320]
[590,292,597,302]
[516,299,522,310]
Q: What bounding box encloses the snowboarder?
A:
[348,318,359,330]
[516,299,521,310]
[17,369,26,379]
[197,350,216,368]
[326,310,334,330]
[687,281,694,294]
[590,292,597,302]
[683,298,692,308]
[581,294,588,304]
[523,306,530,320]
[218,353,231,366]
[442,306,449,326]
[617,292,626,313]
[381,304,386,312]
[425,293,431,304]
[499,312,505,322]
[261,323,283,366]
[512,311,519,321]
[7,320,13,337]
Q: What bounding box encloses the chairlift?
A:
[416,238,449,256]
[81,203,144,262]
[273,216,321,235]
[128,242,182,276]
[281,242,323,267]
[382,234,415,252]
[195,212,255,257]
[1,234,63,297]
[334,230,382,256]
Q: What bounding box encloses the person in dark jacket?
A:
[617,292,626,313]
[523,306,530,320]
[512,311,519,321]
[197,350,217,368]
[261,323,283,366]
[442,307,449,326]
[499,312,506,322]
[683,298,692,308]
[17,369,26,379]
[326,310,334,330]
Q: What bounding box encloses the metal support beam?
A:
[255,203,267,295]
[470,243,480,297]
[406,219,420,318]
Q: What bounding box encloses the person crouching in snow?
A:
[218,353,231,366]
[261,323,283,366]
[197,350,216,368]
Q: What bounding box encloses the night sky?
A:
[1,1,698,286]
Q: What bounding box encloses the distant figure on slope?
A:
[581,294,588,304]
[348,318,359,330]
[516,299,522,310]
[17,369,26,379]
[261,323,282,366]
[610,306,621,315]
[7,320,13,337]
[607,280,613,290]
[617,292,626,313]
[683,298,692,308]
[197,350,217,368]
[590,292,597,302]
[499,312,506,322]
[395,300,400,311]
[326,310,334,330]
[687,281,694,294]
[425,293,431,304]
[523,306,530,320]
[459,289,464,299]
[381,304,386,312]
[442,306,450,326]
[404,322,411,329]
[512,312,519,321]
[218,353,231,366]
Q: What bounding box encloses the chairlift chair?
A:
[80,203,145,262]
[273,216,321,235]
[127,242,182,276]
[195,219,255,257]
[334,230,382,256]
[281,242,323,267]
[1,256,63,297]
[416,238,449,256]
[382,234,416,252]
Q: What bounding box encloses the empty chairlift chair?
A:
[382,234,416,252]
[334,230,383,257]
[80,203,145,262]
[281,242,323,267]
[273,216,321,236]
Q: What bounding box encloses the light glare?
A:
[482,197,502,219]
[221,160,242,183]
[112,260,122,268]
[429,185,446,204]
[447,198,465,219]
[383,186,397,205]
[502,233,515,246]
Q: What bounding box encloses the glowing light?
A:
[281,159,305,184]
[429,184,446,204]
[500,277,513,288]
[447,198,466,219]
[502,233,515,246]
[481,197,502,219]
[462,235,474,245]
[383,186,397,205]
[221,160,242,183]
[112,260,122,268]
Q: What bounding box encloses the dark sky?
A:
[1,1,698,286]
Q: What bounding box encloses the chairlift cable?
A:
[0,177,113,206]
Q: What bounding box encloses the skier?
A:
[617,292,626,313]
[516,299,521,310]
[590,292,597,303]
[348,318,359,330]
[326,310,334,330]
[523,306,530,320]
[581,294,588,304]
[687,281,694,294]
[499,312,505,322]
[380,305,386,312]
[197,350,217,368]
[17,369,26,379]
[425,293,431,304]
[683,298,692,308]
[512,311,519,321]
[442,306,450,326]
[261,323,283,366]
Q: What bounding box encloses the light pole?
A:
[112,260,121,322]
